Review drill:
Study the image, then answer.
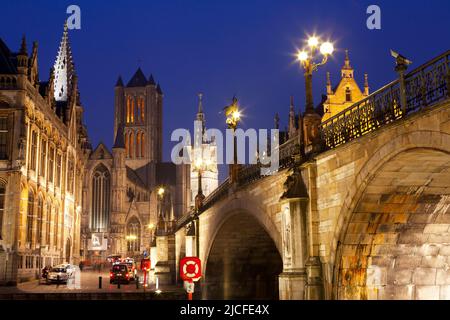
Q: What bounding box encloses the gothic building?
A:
[0,23,91,284]
[80,69,191,264]
[321,50,369,122]
[187,93,218,207]
[280,50,369,142]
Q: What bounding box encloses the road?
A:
[0,270,181,295]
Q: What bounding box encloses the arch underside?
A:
[336,148,450,300]
[204,212,283,300]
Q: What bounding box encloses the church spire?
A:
[341,49,354,79]
[196,92,205,132]
[288,96,297,138]
[364,72,369,96]
[113,123,125,149]
[326,72,332,95]
[53,21,75,102]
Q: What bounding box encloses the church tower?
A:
[189,93,218,207]
[322,50,369,122]
[114,69,163,178]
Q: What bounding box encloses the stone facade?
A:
[0,24,90,284]
[80,70,191,264]
[170,91,450,300]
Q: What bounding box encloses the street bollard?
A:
[136,276,139,289]
[57,275,60,288]
[117,280,121,289]
[99,276,102,289]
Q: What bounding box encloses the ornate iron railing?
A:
[321,51,450,149]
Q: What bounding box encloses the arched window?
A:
[126,96,130,124]
[126,217,141,252]
[46,201,52,246]
[345,87,352,102]
[37,196,44,245]
[141,133,145,158]
[54,204,59,249]
[136,132,141,158]
[129,132,134,158]
[140,97,145,123]
[130,98,135,123]
[26,191,34,244]
[0,185,5,239]
[91,164,111,232]
[136,99,141,124]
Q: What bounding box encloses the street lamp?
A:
[224,96,241,182]
[296,36,334,113]
[296,35,334,151]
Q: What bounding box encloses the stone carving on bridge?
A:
[282,206,292,265]
[280,147,308,200]
[185,221,196,237]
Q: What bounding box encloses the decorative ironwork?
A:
[321,50,450,149]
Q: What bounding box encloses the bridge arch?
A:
[200,193,283,299]
[332,130,450,299]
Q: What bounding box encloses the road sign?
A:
[180,257,202,282]
[184,281,195,293]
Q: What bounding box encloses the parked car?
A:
[110,264,132,284]
[46,265,70,284]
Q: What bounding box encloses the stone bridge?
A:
[155,50,450,300]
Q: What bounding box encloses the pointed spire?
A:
[53,20,75,102]
[19,35,27,55]
[326,72,332,95]
[341,49,354,78]
[197,92,203,114]
[147,74,155,85]
[344,49,351,68]
[113,123,125,149]
[126,67,147,87]
[274,113,280,129]
[288,96,297,138]
[156,83,163,94]
[115,75,124,87]
[364,73,369,95]
[196,92,205,132]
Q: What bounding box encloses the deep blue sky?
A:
[2,0,450,181]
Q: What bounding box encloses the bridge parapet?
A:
[321,50,450,149]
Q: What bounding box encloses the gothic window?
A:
[129,132,134,158]
[91,164,110,232]
[67,156,74,194]
[36,196,44,245]
[130,98,135,123]
[125,132,129,156]
[54,204,59,249]
[126,217,141,252]
[345,87,352,102]
[136,99,141,124]
[140,97,145,123]
[30,131,38,171]
[136,132,141,158]
[55,153,62,188]
[141,133,145,158]
[126,96,129,123]
[40,139,47,177]
[48,147,54,183]
[0,117,9,160]
[126,96,131,124]
[46,201,51,246]
[0,185,5,239]
[26,191,34,244]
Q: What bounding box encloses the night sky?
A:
[2,0,450,181]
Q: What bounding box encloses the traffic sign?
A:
[180,257,202,282]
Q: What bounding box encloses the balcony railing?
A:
[321,50,450,149]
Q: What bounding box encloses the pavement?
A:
[0,270,185,298]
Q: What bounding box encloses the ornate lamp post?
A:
[296,36,334,150]
[224,96,241,183]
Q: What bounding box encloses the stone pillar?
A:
[154,234,175,285]
[278,199,307,300]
